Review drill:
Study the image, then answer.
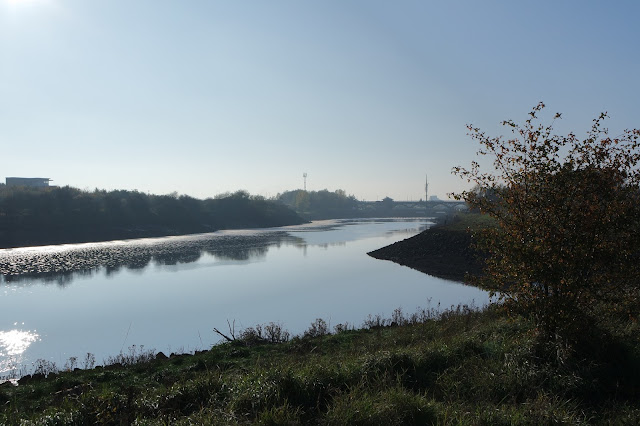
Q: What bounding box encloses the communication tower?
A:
[303,173,308,191]
[425,174,429,202]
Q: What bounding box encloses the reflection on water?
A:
[0,219,427,287]
[0,329,40,375]
[1,218,487,382]
[0,231,305,287]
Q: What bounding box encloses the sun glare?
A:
[0,329,40,357]
[0,329,40,377]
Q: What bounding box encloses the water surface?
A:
[0,219,489,379]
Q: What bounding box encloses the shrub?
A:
[454,103,640,348]
[304,318,330,338]
[239,322,290,345]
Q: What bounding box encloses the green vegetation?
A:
[439,211,497,232]
[0,187,304,248]
[277,189,359,219]
[2,304,639,424]
[454,103,640,349]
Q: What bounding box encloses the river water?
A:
[0,218,488,379]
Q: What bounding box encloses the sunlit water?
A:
[0,219,489,380]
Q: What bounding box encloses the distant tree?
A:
[453,103,640,344]
[295,190,310,213]
[231,190,250,199]
[276,188,359,219]
[380,196,394,211]
[213,191,232,199]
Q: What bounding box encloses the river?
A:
[0,218,489,380]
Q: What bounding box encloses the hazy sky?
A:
[1,1,638,201]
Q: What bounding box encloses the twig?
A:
[212,327,234,342]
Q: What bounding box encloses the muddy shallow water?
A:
[0,219,489,379]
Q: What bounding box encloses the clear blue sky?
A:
[1,1,638,201]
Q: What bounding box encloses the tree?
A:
[453,103,640,343]
[295,190,310,213]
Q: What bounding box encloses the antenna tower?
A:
[303,173,308,191]
[425,174,429,202]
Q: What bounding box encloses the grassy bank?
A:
[2,303,639,424]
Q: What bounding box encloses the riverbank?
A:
[2,304,638,424]
[0,187,305,249]
[367,214,490,282]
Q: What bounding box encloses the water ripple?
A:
[0,230,301,281]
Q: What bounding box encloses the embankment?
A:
[368,225,483,282]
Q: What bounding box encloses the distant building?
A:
[6,177,52,188]
[429,195,440,201]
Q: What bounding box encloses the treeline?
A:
[0,186,304,248]
[276,189,433,219]
[277,189,360,219]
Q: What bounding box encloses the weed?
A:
[333,322,353,334]
[362,314,389,329]
[239,322,290,345]
[64,356,78,372]
[32,359,58,377]
[83,353,96,370]
[104,345,155,367]
[304,318,330,338]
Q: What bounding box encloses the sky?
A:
[1,1,639,201]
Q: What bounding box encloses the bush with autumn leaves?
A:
[454,103,640,354]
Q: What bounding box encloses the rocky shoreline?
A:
[368,225,483,282]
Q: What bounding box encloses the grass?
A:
[1,303,638,425]
[440,211,498,232]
